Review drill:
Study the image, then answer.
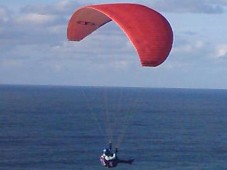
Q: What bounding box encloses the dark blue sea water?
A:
[0,85,227,170]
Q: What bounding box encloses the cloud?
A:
[214,44,227,58]
[0,2,71,55]
[16,13,58,25]
[0,6,11,23]
[173,38,205,54]
[20,0,80,15]
[0,0,135,71]
[149,0,226,13]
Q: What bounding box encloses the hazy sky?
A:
[1,0,227,89]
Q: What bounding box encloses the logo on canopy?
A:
[77,20,96,26]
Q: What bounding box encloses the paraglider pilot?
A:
[100,142,134,168]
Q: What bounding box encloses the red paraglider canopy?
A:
[67,3,173,67]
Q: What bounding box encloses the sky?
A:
[1,0,227,89]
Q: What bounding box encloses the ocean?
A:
[0,85,226,170]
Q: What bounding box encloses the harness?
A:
[100,155,118,168]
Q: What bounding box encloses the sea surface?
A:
[0,85,227,170]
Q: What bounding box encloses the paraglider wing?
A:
[67,3,173,67]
